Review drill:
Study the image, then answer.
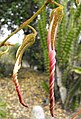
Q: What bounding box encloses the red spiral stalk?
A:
[13,25,37,108]
[13,54,28,107]
[47,6,63,117]
[13,73,28,107]
[47,19,57,117]
[49,49,56,117]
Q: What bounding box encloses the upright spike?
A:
[47,3,63,117]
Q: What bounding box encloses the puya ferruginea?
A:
[47,2,63,117]
[13,25,37,107]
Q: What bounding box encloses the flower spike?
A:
[13,25,37,107]
[47,20,56,117]
[47,5,63,117]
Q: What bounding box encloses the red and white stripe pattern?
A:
[13,55,28,107]
[12,25,37,108]
[13,73,28,107]
[49,49,56,117]
[47,15,58,117]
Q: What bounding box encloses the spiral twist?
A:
[12,25,37,108]
[13,73,28,107]
[49,50,56,117]
[47,24,56,116]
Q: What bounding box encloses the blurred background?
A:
[0,0,81,118]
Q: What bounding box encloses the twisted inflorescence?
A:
[13,73,28,107]
[47,24,56,117]
[13,25,37,107]
[47,6,63,117]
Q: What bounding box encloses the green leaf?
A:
[72,67,81,74]
[0,110,6,118]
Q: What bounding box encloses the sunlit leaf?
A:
[72,67,81,74]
